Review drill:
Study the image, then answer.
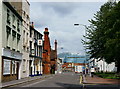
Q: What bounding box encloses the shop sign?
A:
[37,39,42,46]
[2,48,22,60]
[3,59,11,75]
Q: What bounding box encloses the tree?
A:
[83,1,120,73]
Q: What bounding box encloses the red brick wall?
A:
[42,28,51,74]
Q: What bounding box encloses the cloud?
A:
[30,2,105,55]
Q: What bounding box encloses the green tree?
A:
[83,1,120,73]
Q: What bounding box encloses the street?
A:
[3,72,119,89]
[6,72,82,88]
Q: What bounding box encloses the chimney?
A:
[32,22,34,28]
[55,39,57,52]
[45,28,48,32]
[44,28,49,35]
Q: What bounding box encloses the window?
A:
[30,29,32,37]
[6,26,11,39]
[6,26,11,34]
[12,30,16,39]
[7,9,10,24]
[23,30,25,43]
[12,61,16,74]
[27,47,29,52]
[26,33,28,44]
[12,15,15,23]
[12,15,16,29]
[3,59,11,75]
[17,34,21,44]
[27,15,29,20]
[17,20,20,32]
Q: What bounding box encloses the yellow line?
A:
[80,75,83,84]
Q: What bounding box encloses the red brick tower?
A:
[43,28,51,74]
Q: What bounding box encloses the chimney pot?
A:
[45,28,48,32]
[32,22,34,28]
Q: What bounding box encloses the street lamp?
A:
[74,23,88,75]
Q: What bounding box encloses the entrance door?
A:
[16,62,19,80]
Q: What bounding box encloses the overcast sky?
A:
[29,1,106,55]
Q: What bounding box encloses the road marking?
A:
[80,75,83,84]
[22,76,54,87]
[22,80,46,87]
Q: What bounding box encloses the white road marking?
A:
[22,77,53,87]
[22,79,46,87]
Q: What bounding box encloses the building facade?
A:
[9,0,30,79]
[29,22,43,76]
[88,58,117,72]
[0,1,22,82]
[56,58,63,74]
[42,28,51,74]
[50,40,57,74]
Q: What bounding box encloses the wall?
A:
[0,0,2,83]
[95,59,117,72]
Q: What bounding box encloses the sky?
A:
[29,0,107,55]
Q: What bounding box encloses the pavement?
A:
[83,74,120,84]
[1,74,55,88]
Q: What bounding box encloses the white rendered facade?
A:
[88,58,117,72]
[0,1,22,82]
[10,0,30,78]
[20,0,30,79]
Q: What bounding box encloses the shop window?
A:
[12,61,16,74]
[7,9,11,24]
[3,59,11,75]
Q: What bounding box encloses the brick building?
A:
[42,28,57,74]
[50,40,57,74]
[42,28,51,74]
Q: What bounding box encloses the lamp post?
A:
[74,23,88,75]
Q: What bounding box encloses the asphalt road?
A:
[6,72,82,88]
[5,72,120,89]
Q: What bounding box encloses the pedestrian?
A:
[90,66,95,77]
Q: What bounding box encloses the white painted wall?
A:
[0,0,2,83]
[88,58,117,72]
[20,0,30,78]
[95,59,117,72]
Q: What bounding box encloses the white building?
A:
[0,1,22,82]
[88,58,117,72]
[10,0,30,78]
[29,23,43,76]
[57,58,63,74]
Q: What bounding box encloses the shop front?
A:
[29,57,42,77]
[2,48,22,82]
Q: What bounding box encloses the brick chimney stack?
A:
[55,39,57,52]
[32,22,34,28]
[43,28,51,74]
